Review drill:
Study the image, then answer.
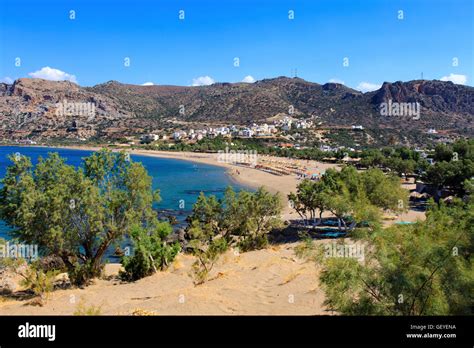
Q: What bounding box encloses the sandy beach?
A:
[0,242,329,315]
[44,145,425,223]
[0,145,426,315]
[35,145,339,217]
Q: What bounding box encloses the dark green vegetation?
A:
[0,145,472,314]
[119,223,181,281]
[360,139,474,199]
[186,187,282,284]
[289,167,408,231]
[292,154,473,315]
[0,150,178,286]
[0,150,282,292]
[311,199,473,315]
[143,135,336,161]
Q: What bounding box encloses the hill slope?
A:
[1,77,473,142]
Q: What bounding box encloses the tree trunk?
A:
[317,210,323,225]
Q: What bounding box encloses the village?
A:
[140,116,317,143]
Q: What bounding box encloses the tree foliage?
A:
[188,186,282,250]
[0,150,165,285]
[317,199,473,315]
[120,223,180,281]
[187,186,282,283]
[289,166,408,231]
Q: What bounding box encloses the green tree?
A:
[288,179,327,226]
[423,143,474,200]
[0,150,162,285]
[289,167,407,232]
[120,223,180,281]
[317,200,473,315]
[188,186,282,249]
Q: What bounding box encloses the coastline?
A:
[0,145,426,316]
[1,144,424,223]
[5,144,339,216]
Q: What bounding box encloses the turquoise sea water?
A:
[0,146,248,245]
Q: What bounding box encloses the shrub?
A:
[0,150,165,286]
[74,301,102,315]
[186,186,282,284]
[120,223,180,281]
[190,238,228,285]
[300,200,473,315]
[20,263,59,306]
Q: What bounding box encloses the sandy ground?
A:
[0,243,329,315]
[0,146,426,315]
[39,145,339,216]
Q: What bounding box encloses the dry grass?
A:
[279,271,301,286]
[129,308,157,316]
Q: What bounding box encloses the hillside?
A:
[0,77,473,143]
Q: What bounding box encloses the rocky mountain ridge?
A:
[0,77,473,142]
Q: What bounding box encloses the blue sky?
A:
[0,0,472,90]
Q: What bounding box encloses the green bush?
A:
[0,150,163,286]
[21,263,59,306]
[120,223,180,281]
[190,238,228,285]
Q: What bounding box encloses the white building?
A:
[140,134,159,143]
[241,129,254,137]
[173,131,187,140]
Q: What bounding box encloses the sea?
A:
[0,146,248,260]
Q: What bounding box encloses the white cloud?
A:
[440,73,467,85]
[28,67,77,83]
[192,76,215,86]
[142,82,154,86]
[328,78,344,84]
[356,81,381,92]
[0,77,14,84]
[242,75,256,83]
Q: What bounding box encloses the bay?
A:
[0,146,248,260]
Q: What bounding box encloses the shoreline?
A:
[0,145,426,315]
[1,144,425,223]
[2,144,338,216]
[0,145,331,315]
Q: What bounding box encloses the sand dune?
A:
[0,146,425,315]
[0,243,329,315]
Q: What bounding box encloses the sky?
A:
[0,0,473,91]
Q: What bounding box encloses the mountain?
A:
[0,77,473,143]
